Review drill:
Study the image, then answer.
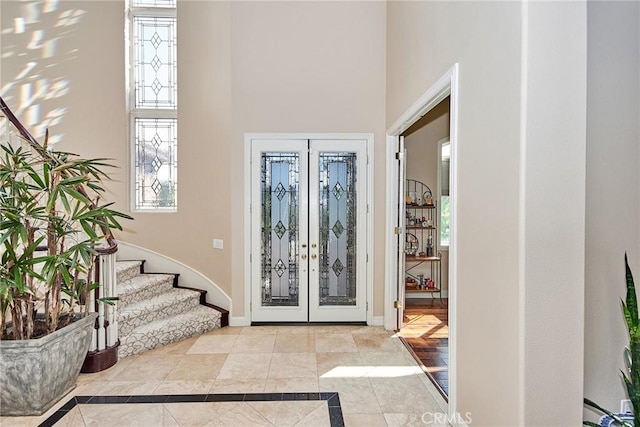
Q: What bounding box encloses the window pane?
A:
[133,16,177,109]
[440,195,450,246]
[135,118,177,209]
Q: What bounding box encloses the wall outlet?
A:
[621,399,633,414]
[213,239,224,250]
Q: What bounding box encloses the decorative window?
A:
[128,0,177,211]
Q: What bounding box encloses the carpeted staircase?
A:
[115,260,227,358]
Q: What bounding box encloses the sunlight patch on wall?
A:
[1,0,85,147]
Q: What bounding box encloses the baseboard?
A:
[372,316,384,326]
[229,316,250,327]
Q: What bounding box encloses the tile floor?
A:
[0,325,448,426]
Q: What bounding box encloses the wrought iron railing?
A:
[0,96,119,363]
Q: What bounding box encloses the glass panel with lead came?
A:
[133,16,177,109]
[260,153,300,307]
[318,152,357,306]
[134,118,177,209]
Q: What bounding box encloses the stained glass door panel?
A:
[308,140,367,322]
[251,140,309,322]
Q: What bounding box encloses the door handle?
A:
[301,254,307,260]
[311,254,317,260]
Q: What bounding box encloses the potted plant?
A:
[0,98,131,416]
[584,254,639,427]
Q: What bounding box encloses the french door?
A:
[250,138,367,322]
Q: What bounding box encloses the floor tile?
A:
[249,400,325,426]
[188,335,239,354]
[163,402,235,426]
[75,380,161,395]
[210,378,267,393]
[164,354,227,380]
[274,332,316,353]
[317,352,365,378]
[205,402,272,426]
[315,333,358,352]
[319,377,381,414]
[230,334,276,353]
[353,334,405,352]
[264,377,319,392]
[111,354,182,381]
[293,402,331,427]
[343,413,388,427]
[53,406,85,427]
[269,353,317,378]
[217,353,272,379]
[153,380,215,394]
[79,403,178,426]
[370,375,442,414]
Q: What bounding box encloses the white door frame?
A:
[384,64,459,417]
[244,133,374,325]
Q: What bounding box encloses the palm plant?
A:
[0,128,131,341]
[584,253,640,426]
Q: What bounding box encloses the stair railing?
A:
[0,96,119,361]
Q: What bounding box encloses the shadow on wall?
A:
[1,0,85,145]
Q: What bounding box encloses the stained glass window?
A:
[133,16,177,109]
[129,0,177,210]
[133,0,176,7]
[134,118,177,209]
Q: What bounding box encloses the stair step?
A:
[117,274,175,308]
[118,288,203,336]
[116,260,143,283]
[118,305,222,358]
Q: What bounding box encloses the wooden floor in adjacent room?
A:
[397,298,449,399]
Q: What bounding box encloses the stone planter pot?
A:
[0,312,98,416]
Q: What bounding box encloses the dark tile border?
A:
[39,392,343,427]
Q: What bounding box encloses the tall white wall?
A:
[388,1,587,424]
[522,2,586,423]
[584,1,640,422]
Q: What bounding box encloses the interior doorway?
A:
[397,97,451,399]
[384,63,459,416]
[248,135,370,323]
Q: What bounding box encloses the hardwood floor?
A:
[398,298,448,399]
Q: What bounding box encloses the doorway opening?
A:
[384,63,459,416]
[397,97,451,399]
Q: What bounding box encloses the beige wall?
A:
[584,1,640,422]
[228,1,387,318]
[1,1,387,318]
[0,0,236,304]
[388,1,587,425]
